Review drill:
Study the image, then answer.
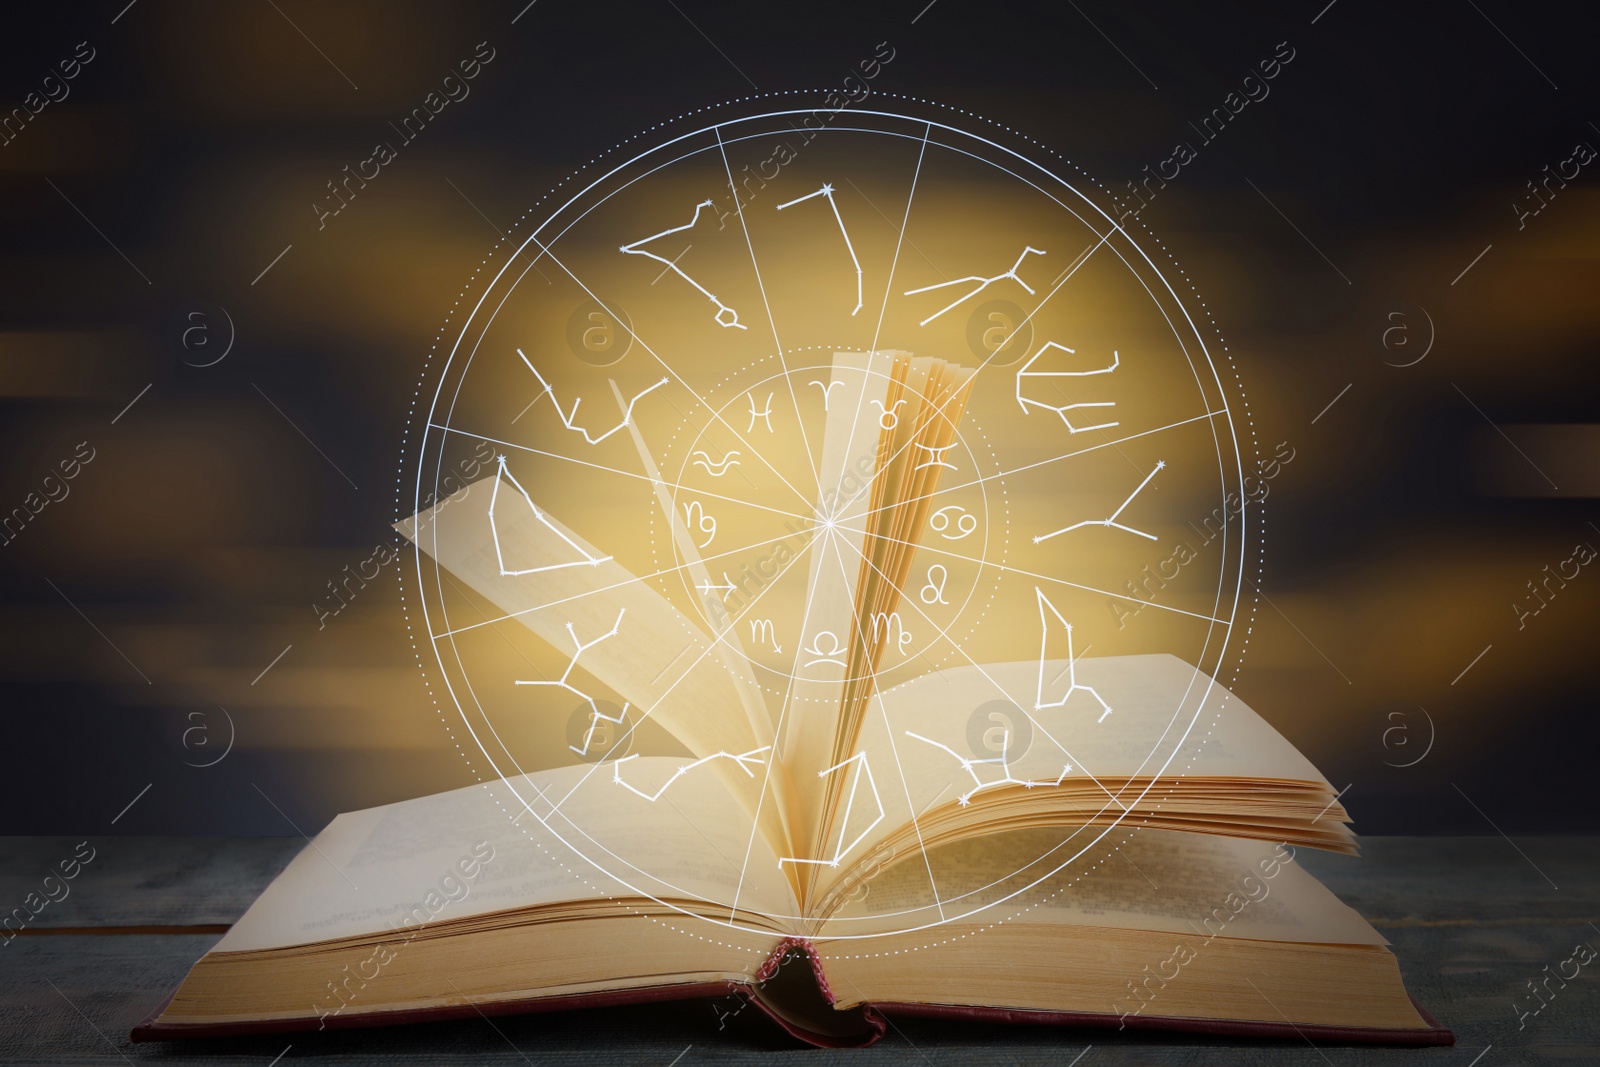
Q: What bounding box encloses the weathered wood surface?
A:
[2,836,1596,1063]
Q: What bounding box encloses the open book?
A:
[135,351,1450,1047]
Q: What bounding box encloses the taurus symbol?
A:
[870,398,906,431]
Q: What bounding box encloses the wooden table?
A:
[4,836,1596,1064]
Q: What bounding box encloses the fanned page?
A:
[774,350,977,905]
[834,356,975,788]
[773,351,897,885]
[821,825,1382,944]
[808,654,1350,912]
[215,765,797,956]
[397,477,772,817]
[816,827,1431,1036]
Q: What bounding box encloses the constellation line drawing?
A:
[1016,343,1121,433]
[620,200,747,329]
[612,746,771,801]
[1034,461,1162,544]
[1034,587,1111,721]
[778,752,885,868]
[514,608,628,756]
[517,349,667,446]
[904,245,1046,326]
[489,456,613,576]
[905,729,1071,806]
[776,183,863,315]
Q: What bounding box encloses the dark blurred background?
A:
[1,0,1595,836]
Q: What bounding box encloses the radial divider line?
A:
[980,226,1117,367]
[541,523,822,820]
[427,424,814,525]
[838,223,1126,511]
[849,410,1222,527]
[833,532,1129,816]
[818,527,946,918]
[714,125,823,494]
[730,520,844,919]
[1243,976,1336,1065]
[1248,580,1351,685]
[517,230,818,515]
[844,223,1120,499]
[836,521,1232,627]
[45,979,137,1067]
[431,525,811,641]
[828,122,932,514]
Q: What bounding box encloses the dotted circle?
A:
[392,91,1263,949]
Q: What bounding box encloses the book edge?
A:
[131,959,1450,1050]
[131,939,888,1050]
[876,995,1455,1047]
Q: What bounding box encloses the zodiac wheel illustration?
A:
[398,94,1256,939]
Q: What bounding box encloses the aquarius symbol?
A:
[920,565,949,605]
[691,449,741,476]
[913,443,957,472]
[747,392,774,433]
[870,398,906,431]
[809,378,845,411]
[904,245,1046,326]
[620,200,746,329]
[803,630,848,668]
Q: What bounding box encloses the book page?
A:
[614,382,776,750]
[820,825,1384,946]
[832,356,975,791]
[805,653,1340,906]
[216,763,796,953]
[860,653,1329,825]
[398,478,771,779]
[773,351,896,872]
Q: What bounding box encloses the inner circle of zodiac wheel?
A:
[399,95,1254,940]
